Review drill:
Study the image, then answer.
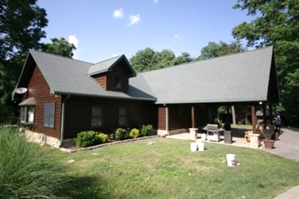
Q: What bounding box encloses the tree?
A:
[154,49,175,69]
[232,0,299,125]
[197,41,246,60]
[172,52,194,65]
[0,0,48,118]
[0,0,48,58]
[130,48,157,73]
[41,37,76,58]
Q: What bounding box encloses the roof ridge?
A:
[92,54,123,65]
[29,49,93,65]
[139,46,273,75]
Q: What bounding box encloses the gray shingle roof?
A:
[26,50,156,101]
[87,54,136,77]
[130,46,275,104]
[15,47,276,105]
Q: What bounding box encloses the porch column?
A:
[191,106,195,128]
[269,105,273,125]
[165,105,169,135]
[262,102,266,127]
[251,104,256,134]
[226,106,230,123]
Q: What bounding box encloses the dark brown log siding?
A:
[168,105,191,131]
[158,106,166,130]
[24,65,62,139]
[93,73,107,90]
[64,96,156,138]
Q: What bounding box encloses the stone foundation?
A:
[23,129,60,148]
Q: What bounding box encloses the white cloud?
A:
[129,14,140,26]
[174,34,179,39]
[113,8,123,19]
[68,35,79,59]
[153,0,158,3]
[113,53,120,57]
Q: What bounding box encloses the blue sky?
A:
[37,0,254,63]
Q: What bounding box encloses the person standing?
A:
[275,115,282,134]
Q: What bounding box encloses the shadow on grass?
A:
[62,175,110,199]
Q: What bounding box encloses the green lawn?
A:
[50,137,299,199]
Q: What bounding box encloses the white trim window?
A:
[20,106,35,124]
[118,107,128,126]
[44,103,55,128]
[91,106,103,127]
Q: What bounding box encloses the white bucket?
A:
[201,133,207,141]
[190,142,197,152]
[196,140,205,151]
[226,154,236,166]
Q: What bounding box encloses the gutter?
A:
[59,95,70,147]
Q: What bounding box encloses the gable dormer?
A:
[88,55,136,93]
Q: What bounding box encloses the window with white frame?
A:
[44,103,55,128]
[118,107,128,126]
[20,106,35,124]
[91,106,103,127]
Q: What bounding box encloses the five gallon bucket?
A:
[226,154,236,166]
[196,140,205,151]
[201,133,207,141]
[190,142,197,152]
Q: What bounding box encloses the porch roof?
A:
[130,46,279,104]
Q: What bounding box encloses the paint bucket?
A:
[226,154,236,166]
[201,133,207,141]
[190,142,197,152]
[196,140,205,151]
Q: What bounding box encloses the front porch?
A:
[166,128,260,149]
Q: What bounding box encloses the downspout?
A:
[59,95,70,147]
[164,103,169,135]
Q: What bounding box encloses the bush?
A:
[140,124,153,136]
[0,129,73,198]
[74,130,100,147]
[98,132,109,143]
[129,128,140,138]
[115,128,129,140]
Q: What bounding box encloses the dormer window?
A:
[114,76,122,89]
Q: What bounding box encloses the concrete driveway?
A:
[264,128,299,162]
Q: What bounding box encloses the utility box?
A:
[224,131,232,144]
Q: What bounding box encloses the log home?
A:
[12,46,280,147]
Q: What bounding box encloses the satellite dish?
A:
[14,87,27,94]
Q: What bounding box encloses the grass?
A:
[0,129,76,199]
[49,137,299,199]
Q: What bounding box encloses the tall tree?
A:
[130,48,157,73]
[154,49,175,69]
[41,38,76,58]
[232,0,299,125]
[0,0,48,117]
[197,41,246,60]
[172,52,194,65]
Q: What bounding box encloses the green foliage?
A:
[196,41,246,60]
[129,128,140,138]
[41,37,76,58]
[0,129,73,198]
[130,48,194,73]
[140,124,153,136]
[97,132,109,144]
[115,128,129,140]
[232,0,299,126]
[0,0,48,107]
[75,130,100,147]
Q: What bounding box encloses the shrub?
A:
[140,124,153,136]
[74,130,100,147]
[115,128,129,140]
[0,129,73,198]
[129,128,140,138]
[98,132,109,143]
